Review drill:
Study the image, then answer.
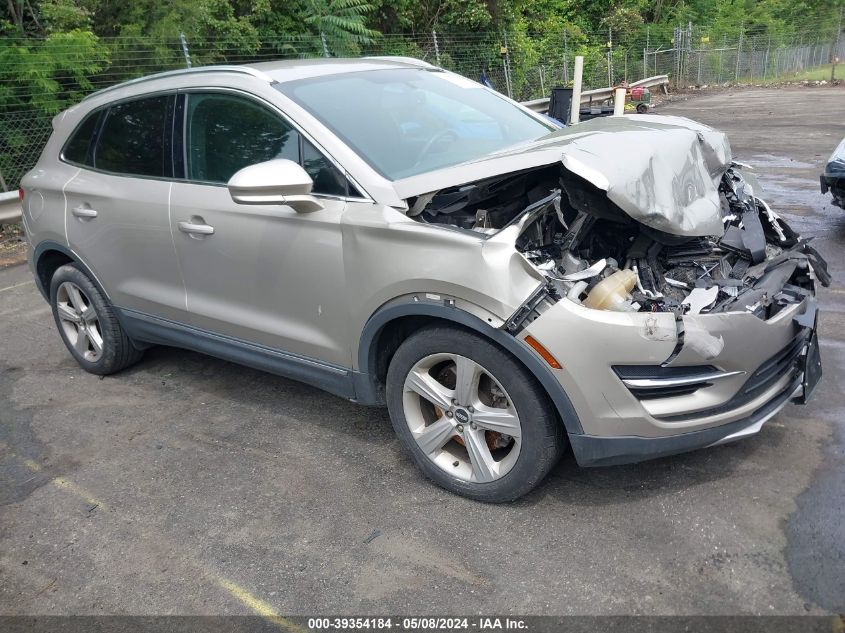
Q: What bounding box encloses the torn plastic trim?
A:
[504,283,555,334]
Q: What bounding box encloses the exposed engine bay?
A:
[406,163,830,320]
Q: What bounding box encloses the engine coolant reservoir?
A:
[583,269,638,311]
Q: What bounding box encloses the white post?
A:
[613,87,626,116]
[569,55,584,125]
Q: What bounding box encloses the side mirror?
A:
[227,159,323,213]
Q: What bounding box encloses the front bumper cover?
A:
[569,373,803,467]
[520,293,821,467]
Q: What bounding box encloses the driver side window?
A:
[183,92,353,197]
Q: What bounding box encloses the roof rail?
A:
[362,56,438,69]
[82,65,274,102]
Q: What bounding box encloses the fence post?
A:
[570,55,584,124]
[0,166,8,193]
[432,30,441,67]
[643,25,649,79]
[607,27,613,86]
[735,23,743,81]
[563,30,569,84]
[320,33,329,58]
[764,35,771,79]
[833,5,844,81]
[179,32,192,68]
[502,32,513,99]
[686,21,693,86]
[749,36,754,82]
[673,26,679,86]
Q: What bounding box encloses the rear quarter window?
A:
[62,112,100,166]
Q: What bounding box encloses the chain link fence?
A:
[2,20,843,192]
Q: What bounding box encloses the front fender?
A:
[353,296,583,435]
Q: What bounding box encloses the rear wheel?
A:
[49,264,143,375]
[386,326,564,502]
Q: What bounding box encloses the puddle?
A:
[746,153,817,170]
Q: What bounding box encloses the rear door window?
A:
[94,95,170,177]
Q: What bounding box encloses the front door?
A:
[169,91,353,366]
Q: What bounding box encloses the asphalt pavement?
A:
[1,86,843,616]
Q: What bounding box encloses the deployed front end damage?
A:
[403,115,829,465]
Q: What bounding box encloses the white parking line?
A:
[0,279,34,293]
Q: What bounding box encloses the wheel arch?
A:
[32,241,110,303]
[354,299,583,435]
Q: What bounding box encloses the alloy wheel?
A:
[56,281,104,362]
[402,353,522,483]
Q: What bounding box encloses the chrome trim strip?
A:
[622,370,747,389]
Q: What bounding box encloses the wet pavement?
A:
[1,86,843,616]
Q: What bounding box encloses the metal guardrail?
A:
[0,73,670,226]
[0,191,21,226]
[522,75,670,114]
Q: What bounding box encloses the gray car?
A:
[21,58,828,502]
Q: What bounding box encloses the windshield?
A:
[277,68,555,180]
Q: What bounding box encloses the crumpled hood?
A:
[393,114,733,237]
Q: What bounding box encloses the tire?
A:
[636,103,648,114]
[49,264,143,375]
[386,325,564,502]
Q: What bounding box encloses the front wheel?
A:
[386,326,564,502]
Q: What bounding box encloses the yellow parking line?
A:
[51,477,108,510]
[20,455,297,628]
[22,458,108,511]
[215,577,305,632]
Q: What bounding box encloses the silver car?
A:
[21,58,828,502]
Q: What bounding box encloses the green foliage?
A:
[0,26,109,113]
[305,0,380,55]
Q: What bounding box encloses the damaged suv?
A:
[22,58,828,502]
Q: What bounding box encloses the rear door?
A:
[64,94,187,322]
[169,90,355,365]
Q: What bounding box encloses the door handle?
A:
[72,206,98,219]
[178,221,215,236]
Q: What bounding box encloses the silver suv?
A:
[21,58,827,502]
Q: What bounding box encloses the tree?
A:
[304,0,379,56]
